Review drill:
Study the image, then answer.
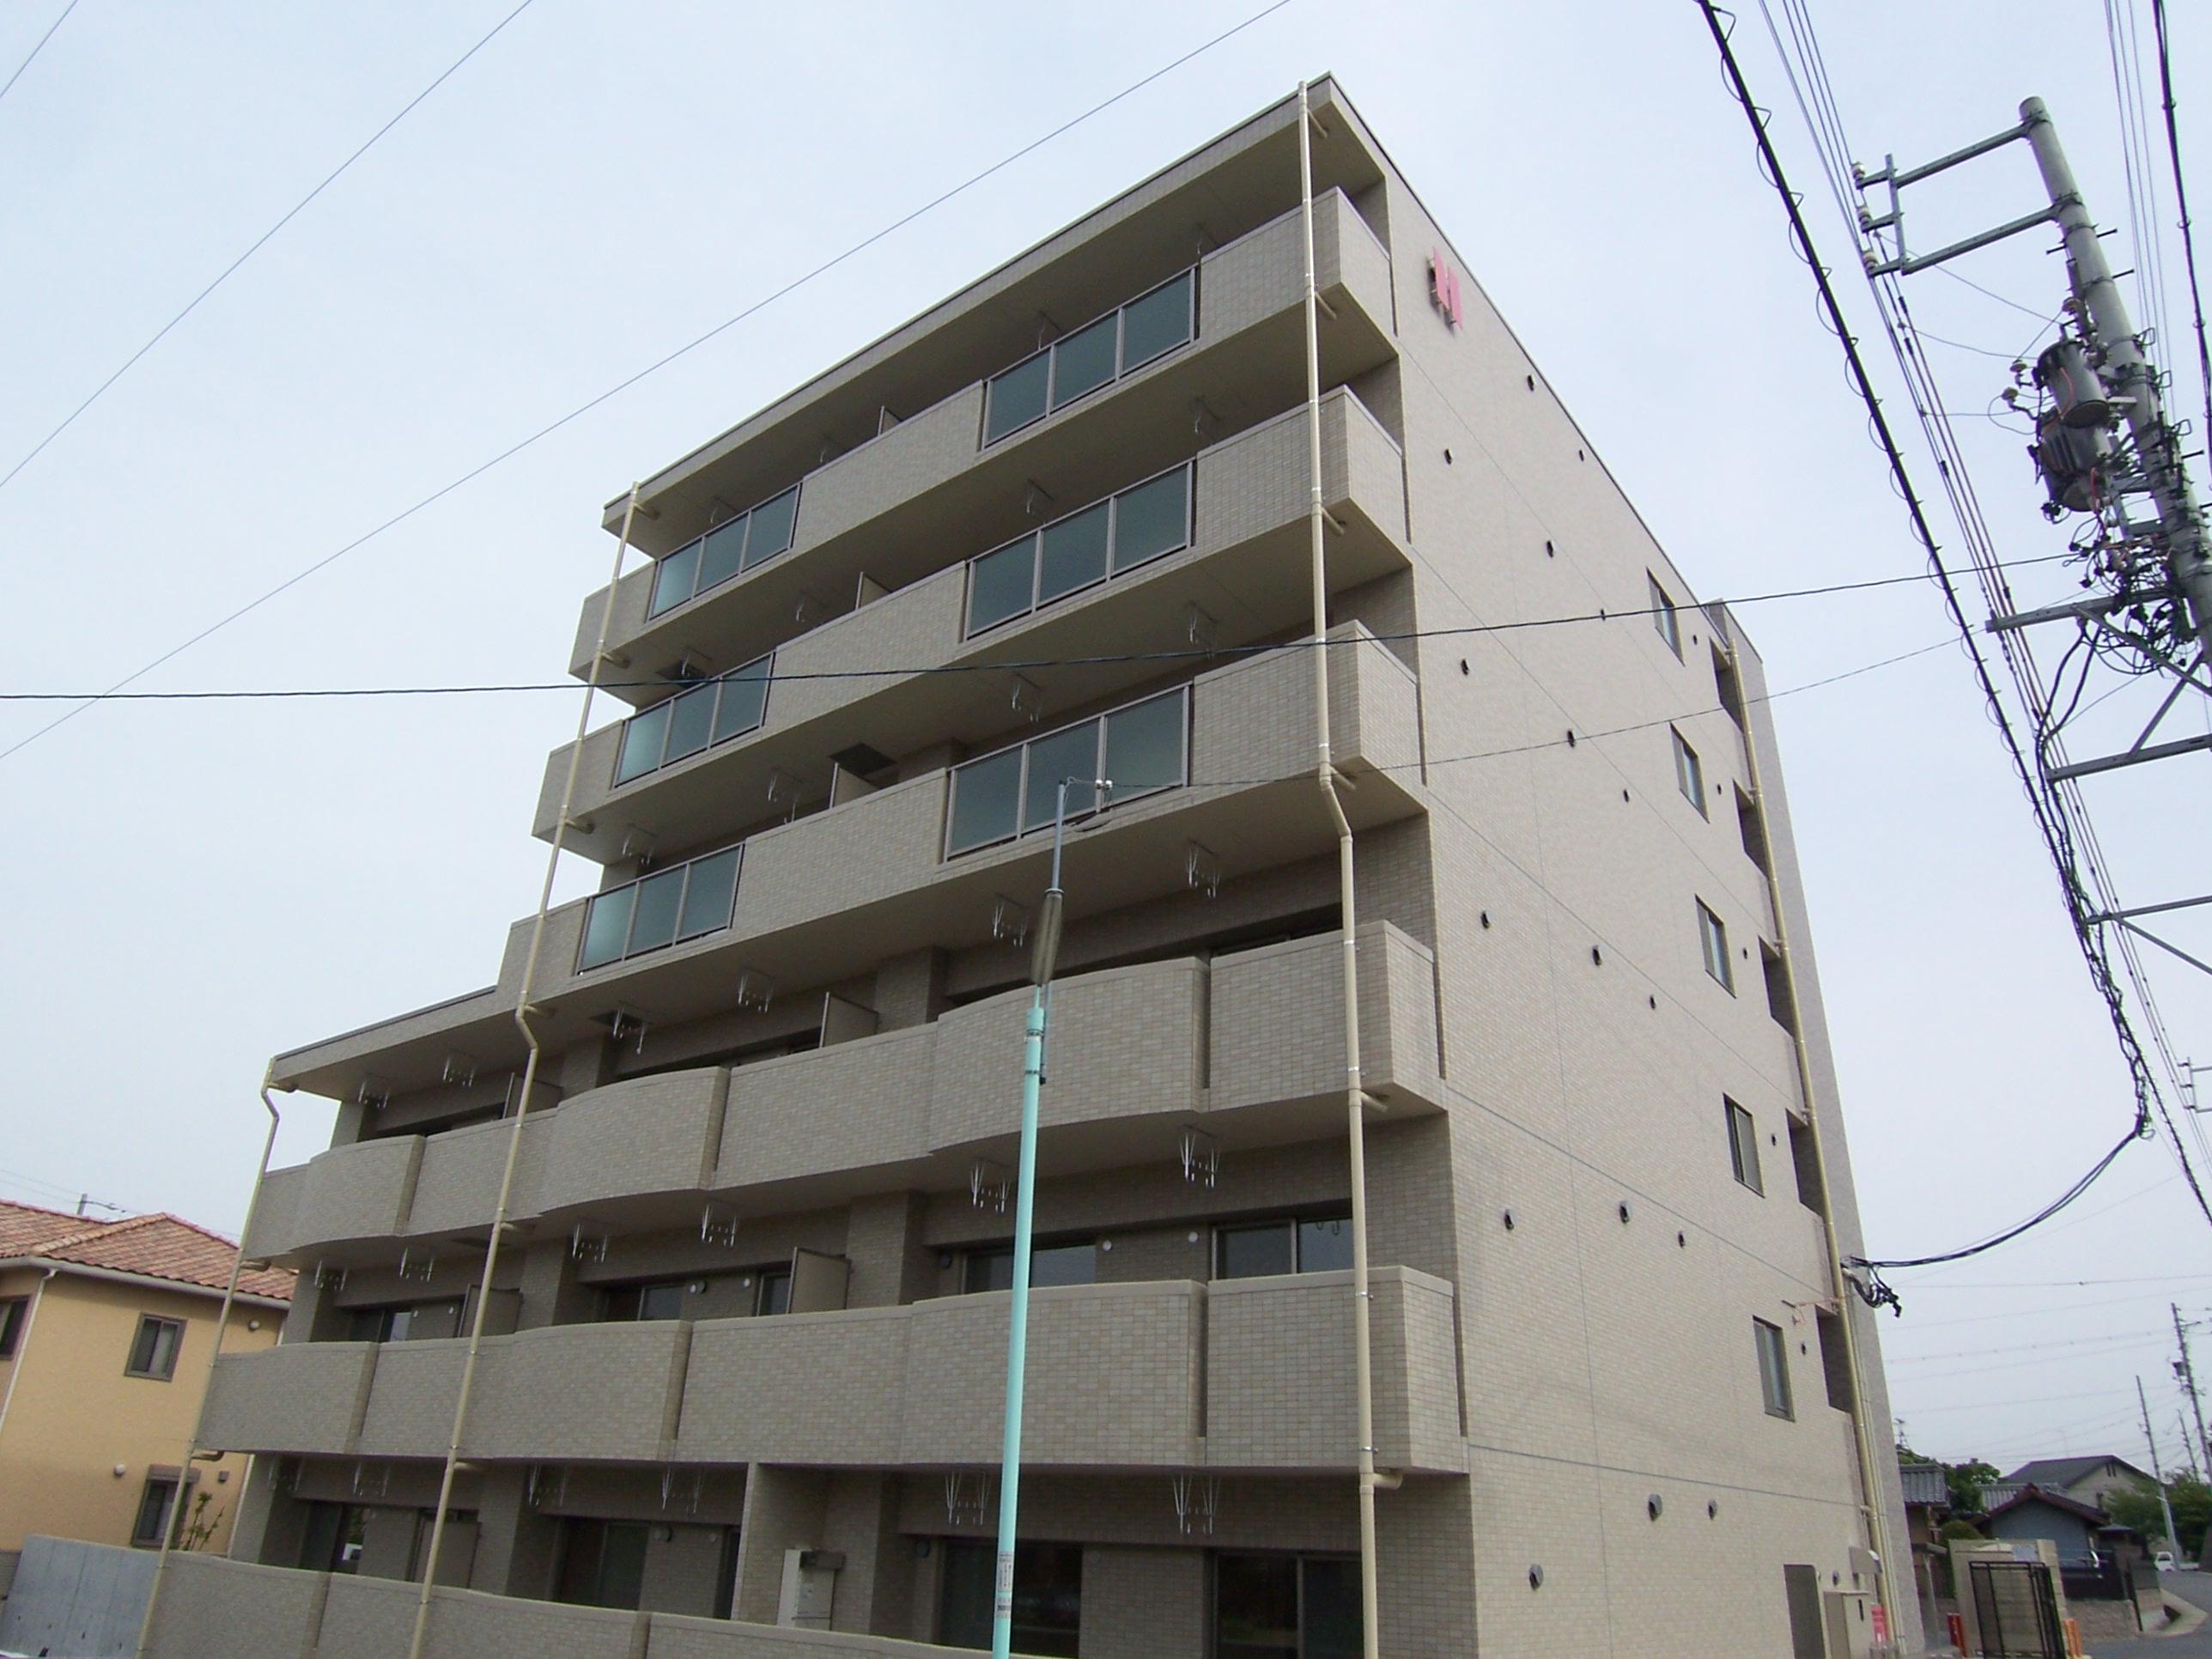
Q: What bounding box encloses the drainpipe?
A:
[404,486,641,1659]
[1298,80,1387,1659]
[0,1266,57,1447]
[134,1075,283,1658]
[1730,632,1901,1641]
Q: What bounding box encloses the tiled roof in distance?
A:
[0,1199,294,1301]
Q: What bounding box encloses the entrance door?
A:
[1784,1564,1826,1659]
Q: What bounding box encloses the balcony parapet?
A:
[203,1269,1461,1476]
[252,923,1437,1266]
[568,189,1396,710]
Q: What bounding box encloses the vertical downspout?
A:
[404,486,641,1659]
[1732,633,1900,1639]
[1299,81,1383,1659]
[134,1079,284,1657]
[0,1266,57,1445]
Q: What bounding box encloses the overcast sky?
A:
[2,1,2206,1478]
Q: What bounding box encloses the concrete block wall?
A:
[203,1342,376,1456]
[144,1551,325,1659]
[536,1068,730,1216]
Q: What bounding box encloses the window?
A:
[0,1297,26,1358]
[577,842,744,970]
[939,1538,1082,1654]
[1650,574,1682,658]
[1215,1553,1362,1659]
[983,270,1195,445]
[602,1281,688,1322]
[1214,1216,1353,1280]
[1696,901,1735,993]
[1671,728,1707,816]
[964,1242,1096,1293]
[1725,1098,1764,1194]
[945,686,1189,857]
[126,1315,183,1380]
[556,1517,648,1609]
[299,1503,368,1573]
[647,485,802,617]
[131,1475,178,1547]
[612,653,774,785]
[756,1268,792,1316]
[1754,1317,1795,1419]
[965,463,1194,635]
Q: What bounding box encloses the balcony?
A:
[203,1271,1461,1476]
[538,386,1409,869]
[251,921,1440,1266]
[200,1340,377,1456]
[568,188,1396,711]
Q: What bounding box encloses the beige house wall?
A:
[0,1268,278,1555]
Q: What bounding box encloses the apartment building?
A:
[152,80,1913,1659]
[0,1203,289,1576]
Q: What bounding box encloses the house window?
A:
[964,1242,1096,1293]
[983,269,1195,445]
[345,1301,460,1343]
[556,1517,649,1609]
[125,1316,184,1381]
[939,1538,1082,1654]
[1215,1553,1362,1658]
[1754,1318,1795,1419]
[1671,728,1707,816]
[1650,574,1682,658]
[1726,1098,1764,1194]
[1214,1216,1353,1280]
[1697,901,1735,993]
[0,1297,26,1358]
[646,484,803,617]
[756,1268,792,1316]
[131,1475,178,1547]
[602,1281,688,1322]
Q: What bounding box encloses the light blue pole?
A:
[992,780,1092,1659]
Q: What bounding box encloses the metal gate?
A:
[1968,1559,2063,1659]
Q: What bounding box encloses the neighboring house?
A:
[1987,1486,2113,1568]
[1898,1459,1954,1632]
[2003,1455,2157,1515]
[0,1200,291,1582]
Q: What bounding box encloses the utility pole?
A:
[2176,1304,2212,1477]
[2140,1376,2183,1557]
[2179,1412,2203,1483]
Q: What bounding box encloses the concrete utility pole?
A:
[2141,1376,2184,1557]
[2021,98,2212,659]
[2176,1304,2212,1477]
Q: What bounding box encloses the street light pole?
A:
[992,777,1105,1659]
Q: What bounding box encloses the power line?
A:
[2151,0,2212,451]
[0,0,540,496]
[0,0,76,108]
[0,559,2028,704]
[0,0,1293,769]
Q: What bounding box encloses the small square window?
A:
[1697,901,1735,994]
[1650,574,1682,659]
[1726,1098,1764,1194]
[1671,728,1707,817]
[126,1315,183,1381]
[1754,1317,1795,1419]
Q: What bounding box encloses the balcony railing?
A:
[964,460,1192,637]
[611,653,772,786]
[646,483,801,618]
[577,843,743,971]
[944,685,1188,857]
[982,270,1194,444]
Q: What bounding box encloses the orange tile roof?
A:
[0,1200,294,1302]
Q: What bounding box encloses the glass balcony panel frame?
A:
[981,267,1196,448]
[608,651,776,789]
[577,842,746,972]
[647,483,805,620]
[944,685,1190,858]
[961,460,1194,641]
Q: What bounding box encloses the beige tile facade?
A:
[172,78,1913,1659]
